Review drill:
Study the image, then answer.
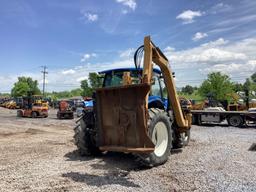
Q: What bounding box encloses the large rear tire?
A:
[74,111,101,156]
[137,108,172,167]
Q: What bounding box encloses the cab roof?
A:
[99,68,161,74]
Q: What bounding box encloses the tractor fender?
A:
[148,96,165,110]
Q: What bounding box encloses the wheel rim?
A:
[152,122,168,157]
[230,116,241,126]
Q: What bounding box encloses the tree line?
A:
[180,72,256,101]
[8,73,102,100]
[3,71,256,101]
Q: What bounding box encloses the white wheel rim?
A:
[152,122,168,157]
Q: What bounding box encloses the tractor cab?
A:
[99,68,168,110]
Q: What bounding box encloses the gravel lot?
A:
[0,107,255,192]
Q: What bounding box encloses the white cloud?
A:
[87,13,98,21]
[2,37,256,93]
[192,32,208,41]
[201,38,228,47]
[39,79,49,84]
[62,69,76,75]
[217,14,256,27]
[164,37,256,82]
[176,10,203,24]
[76,76,88,82]
[168,47,246,64]
[74,65,83,70]
[119,48,135,58]
[0,75,18,93]
[165,38,247,65]
[0,64,95,92]
[80,53,97,62]
[116,0,137,11]
[69,38,256,88]
[200,60,256,75]
[210,3,232,14]
[81,12,98,22]
[81,54,90,62]
[164,46,175,52]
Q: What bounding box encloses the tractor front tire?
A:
[137,108,172,167]
[74,112,101,156]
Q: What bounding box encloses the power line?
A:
[41,66,48,97]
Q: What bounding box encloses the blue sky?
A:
[0,0,256,92]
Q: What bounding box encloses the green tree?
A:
[70,88,82,96]
[46,88,83,101]
[0,93,10,97]
[234,83,243,92]
[181,85,194,95]
[80,73,102,97]
[56,91,72,98]
[199,72,234,100]
[89,72,102,89]
[243,78,251,91]
[81,79,93,97]
[11,77,41,97]
[251,72,256,83]
[250,73,256,93]
[193,86,198,91]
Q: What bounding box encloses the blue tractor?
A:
[74,36,192,167]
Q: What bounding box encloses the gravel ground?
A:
[0,107,255,192]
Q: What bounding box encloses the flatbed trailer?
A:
[191,109,256,127]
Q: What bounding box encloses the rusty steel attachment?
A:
[95,83,155,153]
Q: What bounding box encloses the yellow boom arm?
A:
[142,36,191,129]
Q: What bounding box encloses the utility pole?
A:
[41,66,48,97]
